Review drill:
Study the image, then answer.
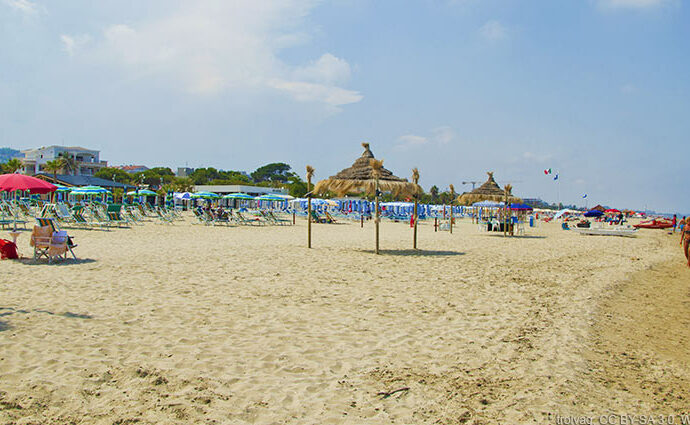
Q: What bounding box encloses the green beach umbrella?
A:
[71,185,111,195]
[192,191,220,199]
[54,184,72,193]
[254,194,286,201]
[126,189,158,196]
[223,192,254,199]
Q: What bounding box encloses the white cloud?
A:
[75,1,361,107]
[521,151,553,163]
[2,0,38,14]
[395,135,429,151]
[479,20,507,41]
[60,34,91,56]
[599,0,668,9]
[432,126,455,145]
[268,79,362,106]
[395,126,457,151]
[293,53,352,85]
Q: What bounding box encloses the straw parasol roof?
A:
[314,143,421,197]
[456,171,522,206]
[591,204,606,212]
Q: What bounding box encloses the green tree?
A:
[172,177,195,192]
[149,167,174,176]
[2,158,23,173]
[43,159,62,181]
[429,185,439,203]
[95,167,133,184]
[57,152,77,175]
[251,163,294,183]
[189,167,220,185]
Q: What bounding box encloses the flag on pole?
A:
[543,168,552,175]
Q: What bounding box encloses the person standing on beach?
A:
[672,214,677,232]
[681,217,690,268]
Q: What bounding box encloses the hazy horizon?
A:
[1,0,688,213]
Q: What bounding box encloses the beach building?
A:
[20,145,107,176]
[35,173,134,190]
[177,167,194,177]
[194,184,288,196]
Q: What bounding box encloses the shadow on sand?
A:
[482,233,547,239]
[0,307,93,321]
[16,258,97,266]
[358,249,465,257]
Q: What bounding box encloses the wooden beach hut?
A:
[314,142,421,254]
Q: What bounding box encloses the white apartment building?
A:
[20,145,107,176]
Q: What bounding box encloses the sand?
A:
[1,216,688,424]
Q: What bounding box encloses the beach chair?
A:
[123,207,143,225]
[71,209,93,228]
[48,230,71,262]
[30,225,53,261]
[55,204,75,223]
[153,207,174,224]
[90,208,112,228]
[193,208,212,225]
[17,202,33,218]
[35,217,78,259]
[269,211,292,225]
[310,210,329,224]
[235,211,265,226]
[213,209,233,226]
[324,211,338,224]
[105,204,130,227]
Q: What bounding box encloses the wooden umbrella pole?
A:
[375,177,380,255]
[503,187,508,237]
[413,199,418,249]
[306,165,314,249]
[412,168,420,250]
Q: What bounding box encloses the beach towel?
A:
[0,239,18,260]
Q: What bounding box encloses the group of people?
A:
[674,215,689,267]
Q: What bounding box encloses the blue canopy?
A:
[472,200,504,207]
[584,210,603,217]
[509,203,533,211]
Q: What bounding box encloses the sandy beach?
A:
[1,217,688,424]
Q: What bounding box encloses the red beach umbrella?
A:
[604,209,620,214]
[0,174,57,194]
[0,174,57,232]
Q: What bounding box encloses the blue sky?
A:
[1,0,688,213]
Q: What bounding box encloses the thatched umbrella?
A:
[306,165,314,248]
[456,171,522,206]
[314,143,420,254]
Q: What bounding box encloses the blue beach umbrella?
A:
[223,192,254,200]
[192,191,220,199]
[126,189,158,196]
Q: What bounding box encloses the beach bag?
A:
[0,239,18,260]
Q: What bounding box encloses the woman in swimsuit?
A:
[681,217,690,268]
